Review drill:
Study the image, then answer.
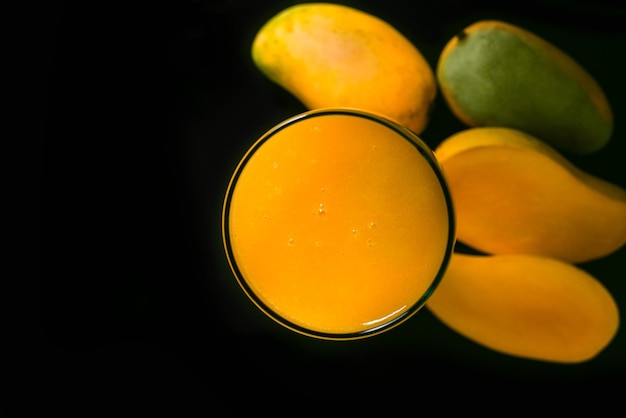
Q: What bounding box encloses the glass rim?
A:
[222,107,456,340]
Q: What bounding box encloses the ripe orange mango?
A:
[437,20,613,154]
[435,127,626,263]
[251,3,436,134]
[427,253,620,363]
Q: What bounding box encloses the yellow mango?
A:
[427,253,619,363]
[437,20,613,154]
[251,3,436,133]
[435,127,626,263]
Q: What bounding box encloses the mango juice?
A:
[223,109,454,339]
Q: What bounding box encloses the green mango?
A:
[437,20,613,154]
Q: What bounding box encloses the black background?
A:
[30,0,626,412]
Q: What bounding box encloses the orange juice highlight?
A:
[223,109,454,339]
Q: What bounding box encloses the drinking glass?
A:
[222,108,455,340]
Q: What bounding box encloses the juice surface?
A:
[226,111,451,337]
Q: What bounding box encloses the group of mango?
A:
[250,3,625,363]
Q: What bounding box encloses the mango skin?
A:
[251,3,436,134]
[427,253,620,363]
[435,127,626,263]
[437,20,613,154]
